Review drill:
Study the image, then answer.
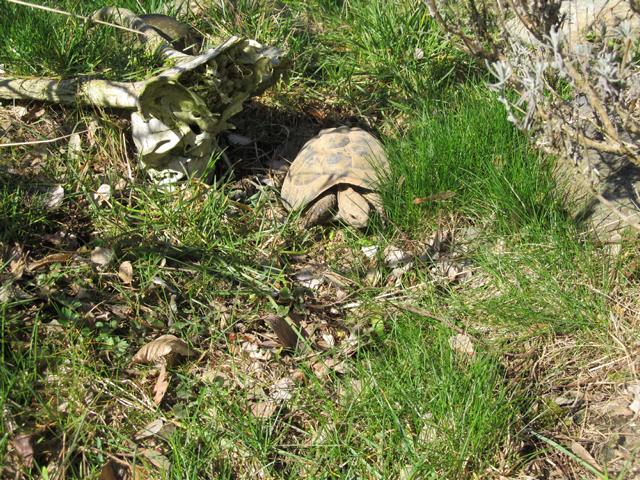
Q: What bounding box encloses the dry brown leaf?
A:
[91,247,114,266]
[270,377,295,401]
[153,364,170,405]
[265,315,299,350]
[323,271,353,288]
[67,133,82,162]
[45,185,64,210]
[11,433,34,467]
[139,448,171,470]
[12,106,28,119]
[135,418,176,442]
[294,269,323,290]
[9,250,26,279]
[135,419,164,441]
[446,263,462,282]
[132,334,198,365]
[42,231,79,249]
[319,333,335,349]
[93,184,112,206]
[27,252,73,271]
[26,107,45,121]
[85,118,100,147]
[449,334,475,357]
[311,357,346,379]
[384,246,412,268]
[251,401,278,419]
[110,304,133,318]
[361,245,378,259]
[102,455,154,479]
[118,261,133,284]
[569,441,603,473]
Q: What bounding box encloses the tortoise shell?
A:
[281,126,388,211]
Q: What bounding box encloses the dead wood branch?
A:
[0,6,284,183]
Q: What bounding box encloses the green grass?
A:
[0,181,49,244]
[378,86,614,334]
[163,319,518,479]
[464,236,612,332]
[0,0,172,79]
[1,0,636,478]
[382,87,567,233]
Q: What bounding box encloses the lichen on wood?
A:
[0,6,285,183]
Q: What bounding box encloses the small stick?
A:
[7,0,145,34]
[0,128,92,148]
[387,302,467,335]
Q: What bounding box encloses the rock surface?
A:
[507,0,640,46]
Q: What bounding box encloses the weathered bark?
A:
[0,77,142,108]
[0,7,284,183]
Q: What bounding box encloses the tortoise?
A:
[281,126,389,228]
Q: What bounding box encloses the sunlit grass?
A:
[0,0,631,478]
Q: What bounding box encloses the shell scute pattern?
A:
[325,152,349,166]
[324,134,351,149]
[281,127,388,211]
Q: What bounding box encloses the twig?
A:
[0,128,92,148]
[562,60,625,151]
[386,301,467,335]
[7,0,145,34]
[422,0,500,61]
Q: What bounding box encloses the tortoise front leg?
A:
[302,193,337,227]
